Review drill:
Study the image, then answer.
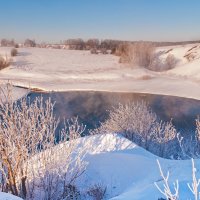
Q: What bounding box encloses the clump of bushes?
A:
[117,42,179,71]
[117,42,155,68]
[149,53,179,71]
[10,48,18,57]
[91,102,179,158]
[0,55,11,70]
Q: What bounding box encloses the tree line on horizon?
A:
[1,37,200,50]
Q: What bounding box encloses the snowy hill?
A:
[72,134,199,199]
[0,44,200,100]
[159,43,200,80]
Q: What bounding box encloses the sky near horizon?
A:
[0,0,200,43]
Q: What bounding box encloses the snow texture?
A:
[0,44,200,100]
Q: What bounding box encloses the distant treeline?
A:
[1,38,200,51]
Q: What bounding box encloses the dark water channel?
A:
[28,91,200,135]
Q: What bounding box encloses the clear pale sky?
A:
[0,0,200,43]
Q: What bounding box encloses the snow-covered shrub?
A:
[165,54,178,69]
[0,55,11,70]
[149,53,179,71]
[178,117,200,159]
[0,85,87,199]
[91,102,179,158]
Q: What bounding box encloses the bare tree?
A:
[86,39,99,50]
[0,85,87,199]
[64,39,85,50]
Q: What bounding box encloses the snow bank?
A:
[0,192,23,200]
[73,133,200,199]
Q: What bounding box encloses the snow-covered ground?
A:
[0,44,200,100]
[0,192,23,200]
[73,134,199,199]
[0,133,198,200]
[1,44,200,199]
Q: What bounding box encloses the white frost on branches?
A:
[155,160,179,200]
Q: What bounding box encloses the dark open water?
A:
[28,91,200,135]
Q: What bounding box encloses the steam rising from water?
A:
[28,91,200,134]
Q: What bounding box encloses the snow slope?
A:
[72,134,200,200]
[0,133,198,200]
[160,43,200,81]
[0,192,23,200]
[0,45,200,100]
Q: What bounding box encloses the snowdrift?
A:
[71,134,200,199]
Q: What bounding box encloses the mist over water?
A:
[28,91,200,135]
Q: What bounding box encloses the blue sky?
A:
[0,0,200,43]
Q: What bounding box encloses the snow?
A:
[1,44,200,199]
[0,192,23,200]
[0,83,29,102]
[71,133,200,200]
[0,133,198,199]
[0,45,200,100]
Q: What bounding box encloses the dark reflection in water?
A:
[28,91,200,134]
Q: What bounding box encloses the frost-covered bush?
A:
[178,117,200,159]
[117,42,179,71]
[91,102,179,158]
[165,54,178,69]
[149,53,179,71]
[0,85,87,199]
